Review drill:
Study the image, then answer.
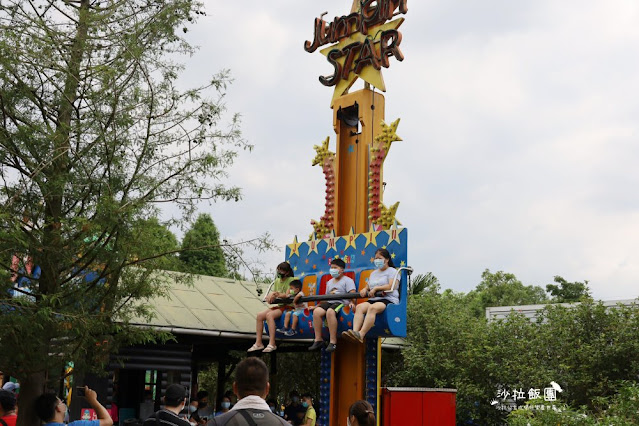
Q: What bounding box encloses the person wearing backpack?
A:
[210,357,287,426]
[142,384,190,426]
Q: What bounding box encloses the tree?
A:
[546,275,591,303]
[131,217,181,272]
[180,213,228,277]
[408,272,440,295]
[0,2,249,425]
[465,269,548,318]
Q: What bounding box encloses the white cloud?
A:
[170,0,639,301]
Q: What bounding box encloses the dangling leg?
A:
[359,302,387,338]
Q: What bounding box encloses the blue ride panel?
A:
[270,227,409,339]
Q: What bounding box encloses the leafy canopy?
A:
[0,0,249,412]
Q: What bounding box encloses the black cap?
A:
[165,384,187,405]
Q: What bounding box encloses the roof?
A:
[485,298,638,321]
[132,272,268,338]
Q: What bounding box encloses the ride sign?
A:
[305,0,408,101]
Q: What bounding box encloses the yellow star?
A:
[400,260,406,266]
[308,234,321,255]
[293,266,298,271]
[364,229,380,248]
[324,230,337,253]
[391,253,396,259]
[320,18,405,103]
[376,119,403,152]
[386,221,402,246]
[300,272,306,277]
[287,236,305,258]
[343,227,358,251]
[312,136,334,166]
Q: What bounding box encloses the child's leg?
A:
[292,311,299,330]
[283,311,291,329]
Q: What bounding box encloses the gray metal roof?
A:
[485,298,638,321]
[132,273,267,338]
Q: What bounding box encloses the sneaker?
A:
[284,329,297,336]
[325,343,337,353]
[276,328,287,334]
[308,340,324,351]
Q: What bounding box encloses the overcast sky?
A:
[170,0,639,300]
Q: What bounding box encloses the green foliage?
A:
[465,269,548,318]
[390,269,639,424]
[0,1,249,422]
[409,272,440,295]
[180,213,228,277]
[546,275,591,303]
[132,217,181,271]
[508,382,639,425]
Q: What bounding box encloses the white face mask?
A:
[374,258,385,269]
[347,416,353,426]
[329,268,340,277]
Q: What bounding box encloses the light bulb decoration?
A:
[368,118,402,229]
[310,136,337,238]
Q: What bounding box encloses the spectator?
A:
[35,386,113,426]
[191,391,213,423]
[265,399,277,415]
[347,400,375,426]
[209,357,287,425]
[283,391,305,426]
[0,383,18,394]
[0,389,17,426]
[213,396,230,417]
[142,384,189,426]
[300,394,315,426]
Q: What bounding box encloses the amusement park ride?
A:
[267,1,411,425]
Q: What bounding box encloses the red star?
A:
[312,264,317,270]
[347,321,352,327]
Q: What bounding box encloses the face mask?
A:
[329,268,340,277]
[290,288,298,295]
[374,258,385,269]
[188,405,197,413]
[221,402,231,410]
[277,271,284,278]
[292,396,299,403]
[347,417,352,426]
[199,402,207,409]
[302,401,309,408]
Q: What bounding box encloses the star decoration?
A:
[308,235,321,255]
[312,136,335,166]
[343,227,358,251]
[347,144,355,153]
[364,229,380,248]
[390,253,396,259]
[287,235,304,258]
[324,230,337,253]
[312,264,317,270]
[400,260,406,266]
[293,266,298,271]
[305,258,309,264]
[386,221,402,246]
[361,250,366,255]
[320,17,405,103]
[370,257,375,263]
[376,119,403,152]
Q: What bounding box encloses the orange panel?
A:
[302,275,318,307]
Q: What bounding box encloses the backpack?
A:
[211,409,286,426]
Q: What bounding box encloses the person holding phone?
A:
[35,386,113,426]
